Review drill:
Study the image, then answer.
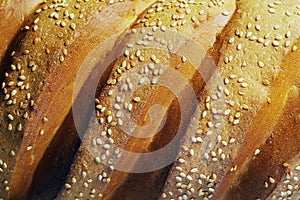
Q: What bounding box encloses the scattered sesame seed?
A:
[43,117,48,123]
[258,61,265,68]
[262,79,270,86]
[39,129,45,136]
[272,41,280,47]
[268,8,275,14]
[222,11,229,16]
[292,46,298,52]
[269,177,275,184]
[64,183,72,189]
[133,97,141,102]
[254,149,260,156]
[26,146,33,151]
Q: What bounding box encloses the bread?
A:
[215,37,300,200]
[160,1,300,199]
[0,0,299,200]
[262,40,300,200]
[57,0,235,199]
[0,0,157,199]
[0,0,43,65]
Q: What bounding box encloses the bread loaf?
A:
[216,37,300,200]
[0,0,299,200]
[57,0,235,199]
[160,1,300,199]
[0,0,157,199]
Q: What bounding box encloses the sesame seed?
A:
[265,182,269,188]
[33,25,38,31]
[103,144,110,149]
[200,174,206,180]
[39,130,45,135]
[11,90,17,96]
[257,37,264,43]
[133,97,141,102]
[19,75,26,81]
[191,16,197,23]
[233,119,240,125]
[70,23,76,30]
[246,31,252,38]
[43,117,48,123]
[262,79,270,86]
[45,48,50,54]
[269,177,275,184]
[268,8,275,14]
[95,157,101,163]
[275,35,283,40]
[222,11,229,16]
[35,8,42,14]
[229,138,236,143]
[161,26,166,32]
[284,40,291,47]
[264,40,271,47]
[10,150,15,157]
[138,56,145,62]
[254,149,260,156]
[191,168,198,173]
[221,154,226,160]
[258,61,265,68]
[255,25,261,31]
[59,55,65,62]
[107,115,113,123]
[292,46,298,52]
[250,35,257,41]
[189,149,195,156]
[241,82,248,88]
[272,41,279,47]
[64,183,72,189]
[228,37,234,44]
[285,31,291,38]
[8,114,14,121]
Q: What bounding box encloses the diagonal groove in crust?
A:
[108,5,240,197]
[222,85,300,200]
[160,1,300,200]
[266,152,300,200]
[215,37,300,200]
[58,0,235,199]
[26,110,81,200]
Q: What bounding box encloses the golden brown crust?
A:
[160,1,300,199]
[221,85,300,200]
[216,37,300,200]
[0,0,299,199]
[0,0,42,64]
[0,0,157,199]
[58,0,235,199]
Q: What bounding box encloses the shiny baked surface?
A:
[0,0,299,200]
